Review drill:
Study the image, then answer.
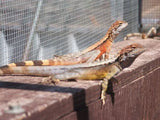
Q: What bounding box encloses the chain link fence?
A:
[0,0,140,66]
[142,0,160,31]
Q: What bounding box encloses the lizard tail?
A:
[0,65,51,76]
[0,58,81,69]
[4,59,60,67]
[0,69,3,75]
[0,65,45,76]
[0,59,58,75]
[124,33,146,40]
[0,66,13,75]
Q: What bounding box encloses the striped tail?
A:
[124,33,147,40]
[0,66,49,76]
[0,58,76,75]
[0,65,14,75]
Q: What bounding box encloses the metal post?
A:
[23,0,43,61]
[0,31,9,66]
[138,0,143,32]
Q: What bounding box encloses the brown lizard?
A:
[4,20,128,68]
[0,43,144,104]
[81,20,128,59]
[124,27,160,40]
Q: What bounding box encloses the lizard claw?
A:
[39,76,60,85]
[101,94,106,105]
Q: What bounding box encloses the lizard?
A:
[3,20,128,68]
[124,26,160,40]
[81,20,128,59]
[0,43,145,105]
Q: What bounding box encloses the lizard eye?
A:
[125,53,128,56]
[131,47,136,50]
[108,70,112,73]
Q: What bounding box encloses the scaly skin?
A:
[0,43,144,105]
[1,20,128,68]
[82,20,128,59]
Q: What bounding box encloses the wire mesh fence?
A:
[0,0,140,65]
[142,0,160,31]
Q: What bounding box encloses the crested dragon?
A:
[4,20,128,67]
[0,43,145,104]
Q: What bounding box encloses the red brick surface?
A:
[0,39,160,120]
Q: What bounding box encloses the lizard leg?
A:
[101,78,108,105]
[40,76,60,85]
[99,53,105,60]
[146,27,157,38]
[104,52,109,59]
[85,50,100,63]
[49,76,60,84]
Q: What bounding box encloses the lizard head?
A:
[117,43,145,68]
[111,20,128,34]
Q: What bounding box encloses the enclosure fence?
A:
[0,0,158,66]
[142,0,160,30]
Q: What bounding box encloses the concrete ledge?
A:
[0,39,160,120]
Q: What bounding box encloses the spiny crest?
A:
[117,43,144,63]
[108,20,128,34]
[119,43,143,55]
[112,20,127,28]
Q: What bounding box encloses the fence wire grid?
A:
[0,0,146,66]
[142,0,160,30]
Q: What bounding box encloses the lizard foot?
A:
[101,78,108,105]
[101,93,106,105]
[39,76,60,85]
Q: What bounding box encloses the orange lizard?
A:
[1,20,128,68]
